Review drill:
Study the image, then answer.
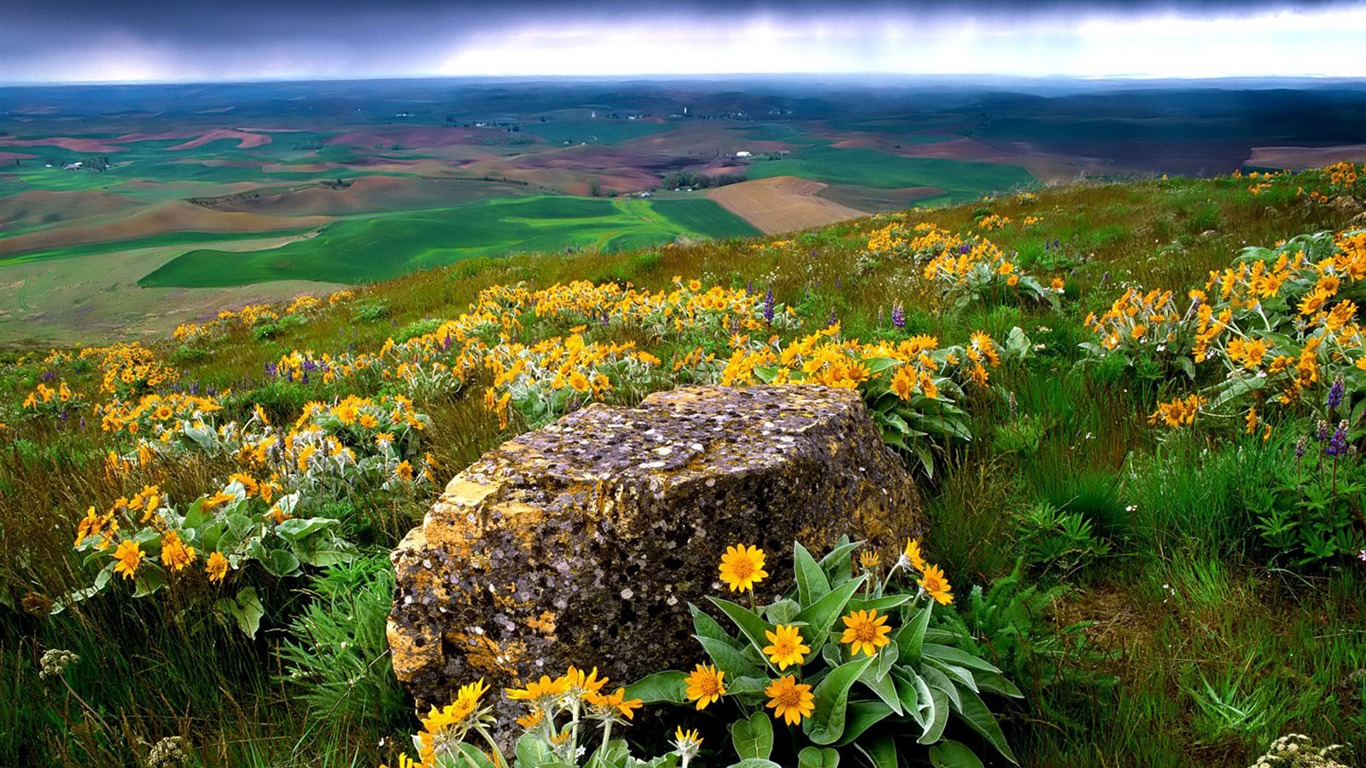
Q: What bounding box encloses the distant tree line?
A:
[661,170,748,190]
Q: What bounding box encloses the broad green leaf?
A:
[765,599,803,625]
[624,671,687,704]
[709,597,775,654]
[922,644,1002,674]
[292,537,355,568]
[516,732,556,767]
[895,604,933,664]
[217,585,264,639]
[918,688,949,745]
[894,667,934,729]
[793,575,867,657]
[798,747,841,768]
[455,742,499,768]
[728,760,781,768]
[854,737,897,768]
[725,676,771,697]
[262,548,301,578]
[926,659,978,694]
[818,539,861,586]
[794,540,832,605]
[698,637,764,680]
[275,517,339,542]
[182,498,206,531]
[929,741,985,768]
[920,665,962,710]
[803,656,875,745]
[858,659,903,715]
[132,565,167,598]
[848,595,912,613]
[832,701,894,747]
[874,644,899,682]
[692,604,740,646]
[971,669,1024,699]
[950,687,1019,764]
[730,712,774,761]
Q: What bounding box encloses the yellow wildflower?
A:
[765,675,815,726]
[718,544,768,592]
[684,663,726,710]
[840,609,892,657]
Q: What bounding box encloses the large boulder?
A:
[388,385,921,716]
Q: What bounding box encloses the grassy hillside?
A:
[2,165,1365,768]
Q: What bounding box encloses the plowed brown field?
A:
[706,176,867,234]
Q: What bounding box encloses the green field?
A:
[748,146,1036,202]
[138,195,759,287]
[523,119,676,145]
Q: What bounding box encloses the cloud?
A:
[2,1,1364,82]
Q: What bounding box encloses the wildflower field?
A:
[2,163,1366,767]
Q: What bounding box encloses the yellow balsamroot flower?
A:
[423,678,489,735]
[395,460,414,483]
[515,708,545,729]
[764,675,815,726]
[859,550,881,571]
[718,544,768,592]
[919,564,955,606]
[159,531,196,572]
[762,624,811,670]
[205,551,229,583]
[587,687,644,720]
[841,609,893,657]
[507,674,571,704]
[901,539,927,572]
[673,726,703,763]
[684,663,726,710]
[559,665,608,697]
[112,539,144,580]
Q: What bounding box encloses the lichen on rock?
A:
[388,384,921,721]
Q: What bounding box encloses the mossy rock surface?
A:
[388,385,921,721]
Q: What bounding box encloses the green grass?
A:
[138,195,758,287]
[747,146,1036,202]
[5,166,1366,767]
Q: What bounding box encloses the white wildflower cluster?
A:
[1248,734,1351,768]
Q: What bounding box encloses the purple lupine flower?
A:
[206,386,217,397]
[1044,240,1050,251]
[763,286,775,325]
[1295,435,1309,459]
[301,372,310,385]
[1054,238,1061,249]
[1316,419,1330,442]
[827,308,838,327]
[1325,420,1349,457]
[892,302,906,329]
[958,243,971,255]
[836,277,842,290]
[41,370,55,382]
[1328,374,1345,409]
[746,279,753,295]
[190,381,199,396]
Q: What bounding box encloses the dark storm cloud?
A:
[2,0,1363,81]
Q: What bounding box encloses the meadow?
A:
[2,159,1365,768]
[9,78,1366,347]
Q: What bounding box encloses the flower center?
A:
[853,622,878,642]
[731,561,754,580]
[776,686,802,707]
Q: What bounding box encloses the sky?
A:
[2,0,1365,84]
